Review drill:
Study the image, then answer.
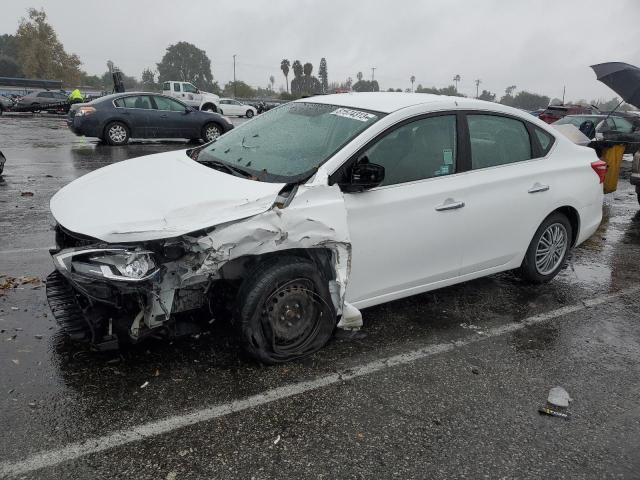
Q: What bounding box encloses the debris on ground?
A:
[273,435,281,445]
[539,386,572,419]
[0,275,42,294]
[20,191,34,197]
[140,381,149,389]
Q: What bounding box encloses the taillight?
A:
[76,106,96,117]
[591,160,607,184]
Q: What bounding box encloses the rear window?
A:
[162,82,170,91]
[534,127,554,155]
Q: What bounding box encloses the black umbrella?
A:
[590,62,640,109]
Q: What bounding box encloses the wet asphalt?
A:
[1,113,640,479]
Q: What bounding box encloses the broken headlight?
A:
[54,248,159,282]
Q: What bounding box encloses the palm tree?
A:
[269,75,275,91]
[280,59,290,93]
[356,71,363,82]
[453,74,461,92]
[410,75,415,92]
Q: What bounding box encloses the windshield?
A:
[197,102,383,182]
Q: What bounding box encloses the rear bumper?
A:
[576,201,603,246]
[66,117,101,137]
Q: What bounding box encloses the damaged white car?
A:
[47,93,605,363]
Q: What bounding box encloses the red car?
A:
[539,104,595,124]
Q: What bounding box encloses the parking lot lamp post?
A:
[233,54,237,98]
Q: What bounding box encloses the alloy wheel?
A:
[535,223,568,275]
[205,124,221,141]
[108,125,127,144]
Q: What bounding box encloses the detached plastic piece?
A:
[539,386,572,420]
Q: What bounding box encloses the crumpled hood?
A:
[50,150,285,243]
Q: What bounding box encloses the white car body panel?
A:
[219,98,257,117]
[50,92,604,326]
[50,151,285,243]
[162,81,220,111]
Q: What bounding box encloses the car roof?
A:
[297,92,517,114]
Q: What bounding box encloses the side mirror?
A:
[185,106,193,114]
[195,89,200,94]
[343,158,385,192]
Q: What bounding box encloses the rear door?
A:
[114,95,154,137]
[457,112,557,275]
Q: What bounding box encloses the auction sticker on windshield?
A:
[330,108,377,122]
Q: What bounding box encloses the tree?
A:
[410,75,415,92]
[223,80,255,98]
[352,80,379,92]
[141,68,156,91]
[318,58,328,93]
[16,8,82,86]
[478,89,496,102]
[292,60,303,79]
[0,55,22,77]
[303,62,313,77]
[157,41,215,91]
[453,74,461,92]
[505,85,517,96]
[280,59,290,93]
[507,91,550,110]
[269,75,275,91]
[356,71,363,82]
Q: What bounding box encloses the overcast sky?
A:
[1,0,639,100]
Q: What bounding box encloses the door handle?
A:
[435,198,465,211]
[528,183,550,194]
[160,114,168,118]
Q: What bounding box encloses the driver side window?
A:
[362,115,457,186]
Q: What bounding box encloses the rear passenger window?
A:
[534,127,554,155]
[173,83,181,92]
[120,96,153,109]
[468,114,531,169]
[163,82,170,91]
[363,115,457,186]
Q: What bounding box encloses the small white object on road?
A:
[273,435,281,445]
[547,386,572,408]
[140,381,149,389]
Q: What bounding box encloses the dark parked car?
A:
[553,114,639,151]
[67,93,234,145]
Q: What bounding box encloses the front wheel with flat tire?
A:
[202,122,222,142]
[104,122,129,145]
[233,257,336,364]
[245,109,254,118]
[519,212,572,283]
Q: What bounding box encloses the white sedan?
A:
[47,93,604,363]
[219,98,257,118]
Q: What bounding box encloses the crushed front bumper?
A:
[46,270,119,350]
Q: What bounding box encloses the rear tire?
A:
[104,121,130,146]
[201,122,222,142]
[519,212,572,283]
[245,109,254,118]
[233,257,336,364]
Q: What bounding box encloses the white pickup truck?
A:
[162,81,221,113]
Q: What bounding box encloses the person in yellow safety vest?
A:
[68,89,84,104]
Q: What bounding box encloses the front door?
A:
[342,114,467,307]
[149,96,196,138]
[181,83,202,107]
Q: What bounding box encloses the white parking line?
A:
[0,247,51,255]
[1,286,638,477]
